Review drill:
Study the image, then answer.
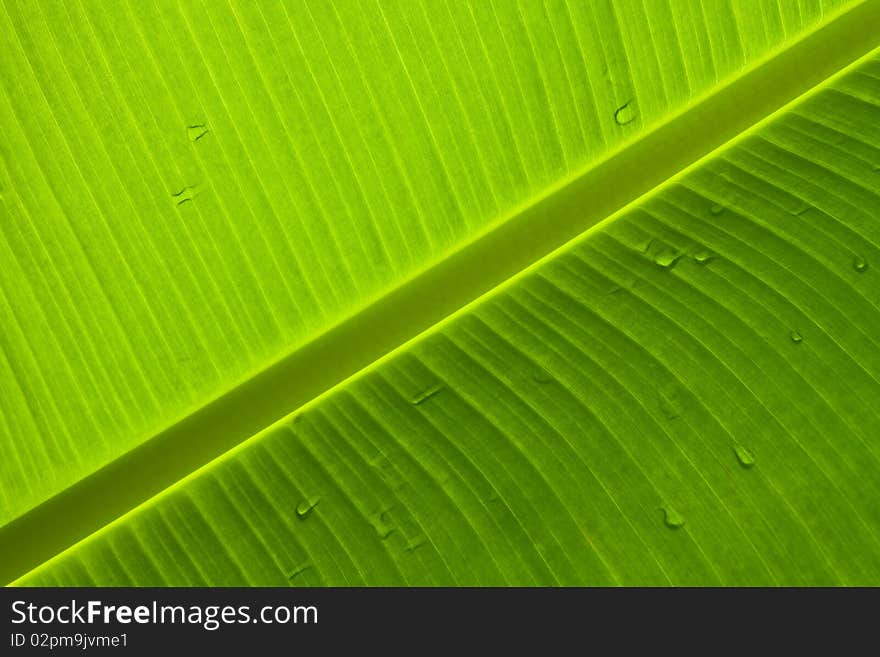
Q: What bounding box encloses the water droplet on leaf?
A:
[288,563,311,580]
[410,383,444,405]
[532,368,555,384]
[187,124,209,141]
[659,388,681,420]
[171,185,196,206]
[662,506,685,529]
[853,256,868,273]
[371,510,395,539]
[709,204,724,216]
[654,248,681,269]
[404,536,426,553]
[296,497,319,519]
[790,330,803,344]
[614,100,637,126]
[693,249,715,264]
[733,445,756,468]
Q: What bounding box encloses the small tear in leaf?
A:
[790,330,803,345]
[853,255,868,273]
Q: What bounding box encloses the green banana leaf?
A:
[1,0,879,585]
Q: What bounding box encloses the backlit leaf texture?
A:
[2,0,879,585]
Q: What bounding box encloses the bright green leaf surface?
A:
[2,0,880,585]
[0,0,851,525]
[18,46,880,586]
